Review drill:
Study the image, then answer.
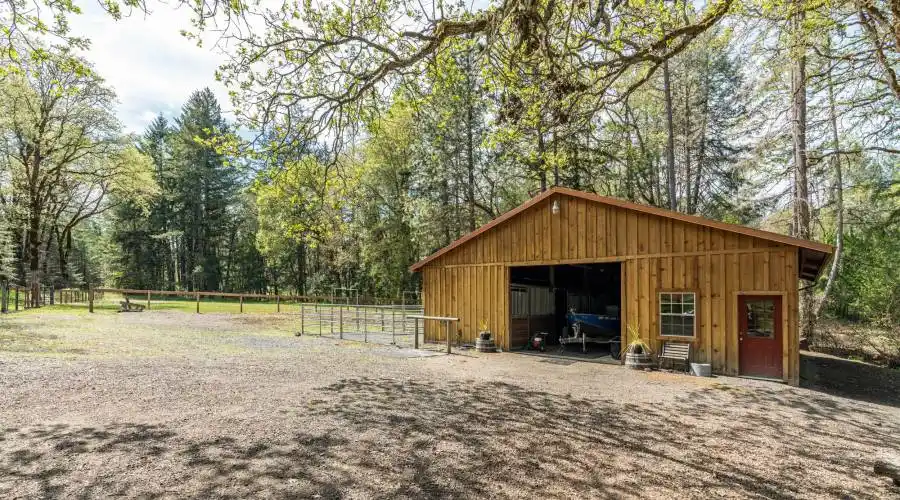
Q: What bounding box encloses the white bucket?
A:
[690,363,712,377]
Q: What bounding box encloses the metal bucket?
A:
[690,362,712,377]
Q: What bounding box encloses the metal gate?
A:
[299,303,424,348]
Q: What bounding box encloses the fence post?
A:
[49,285,54,305]
[338,305,343,340]
[147,291,151,310]
[391,307,395,345]
[276,296,280,313]
[196,291,200,313]
[364,306,368,343]
[88,287,94,313]
[446,320,451,354]
[15,287,19,311]
[414,317,419,349]
[300,301,304,335]
[240,295,244,313]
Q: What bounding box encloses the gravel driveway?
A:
[1,310,898,498]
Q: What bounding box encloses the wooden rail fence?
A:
[0,282,82,313]
[43,287,421,315]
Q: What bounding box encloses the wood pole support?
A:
[147,291,151,310]
[446,320,451,354]
[276,296,280,312]
[88,287,94,313]
[240,295,244,313]
[414,317,419,349]
[196,291,200,313]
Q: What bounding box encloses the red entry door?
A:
[738,295,783,379]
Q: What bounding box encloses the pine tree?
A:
[170,88,238,291]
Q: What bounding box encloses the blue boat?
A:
[566,312,621,339]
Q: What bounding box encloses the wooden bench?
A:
[119,300,145,313]
[659,342,691,372]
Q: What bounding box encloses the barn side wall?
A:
[619,248,800,384]
[420,193,801,385]
[422,264,509,349]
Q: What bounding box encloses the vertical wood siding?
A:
[423,265,509,350]
[421,193,802,385]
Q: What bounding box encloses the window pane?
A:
[659,292,696,337]
[683,316,695,336]
[662,322,674,336]
[746,300,775,338]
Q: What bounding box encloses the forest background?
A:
[0,0,896,360]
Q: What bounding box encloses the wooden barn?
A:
[410,187,833,385]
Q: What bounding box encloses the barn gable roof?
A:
[410,187,833,279]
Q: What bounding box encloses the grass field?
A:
[1,308,898,498]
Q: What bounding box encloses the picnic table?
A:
[119,299,145,312]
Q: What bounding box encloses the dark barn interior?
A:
[509,263,621,351]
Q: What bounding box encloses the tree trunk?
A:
[440,179,452,245]
[27,206,41,308]
[537,120,548,191]
[683,64,693,214]
[297,243,306,295]
[791,8,814,341]
[464,49,477,232]
[816,46,844,317]
[693,52,710,214]
[663,60,678,210]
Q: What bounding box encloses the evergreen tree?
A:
[170,89,237,291]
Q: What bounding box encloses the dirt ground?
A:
[1,310,899,499]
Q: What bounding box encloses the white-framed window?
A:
[659,292,696,337]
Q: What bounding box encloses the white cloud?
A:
[68,2,231,133]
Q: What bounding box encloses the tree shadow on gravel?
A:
[801,352,900,407]
[1,378,898,498]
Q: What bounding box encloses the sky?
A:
[68,2,231,134]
